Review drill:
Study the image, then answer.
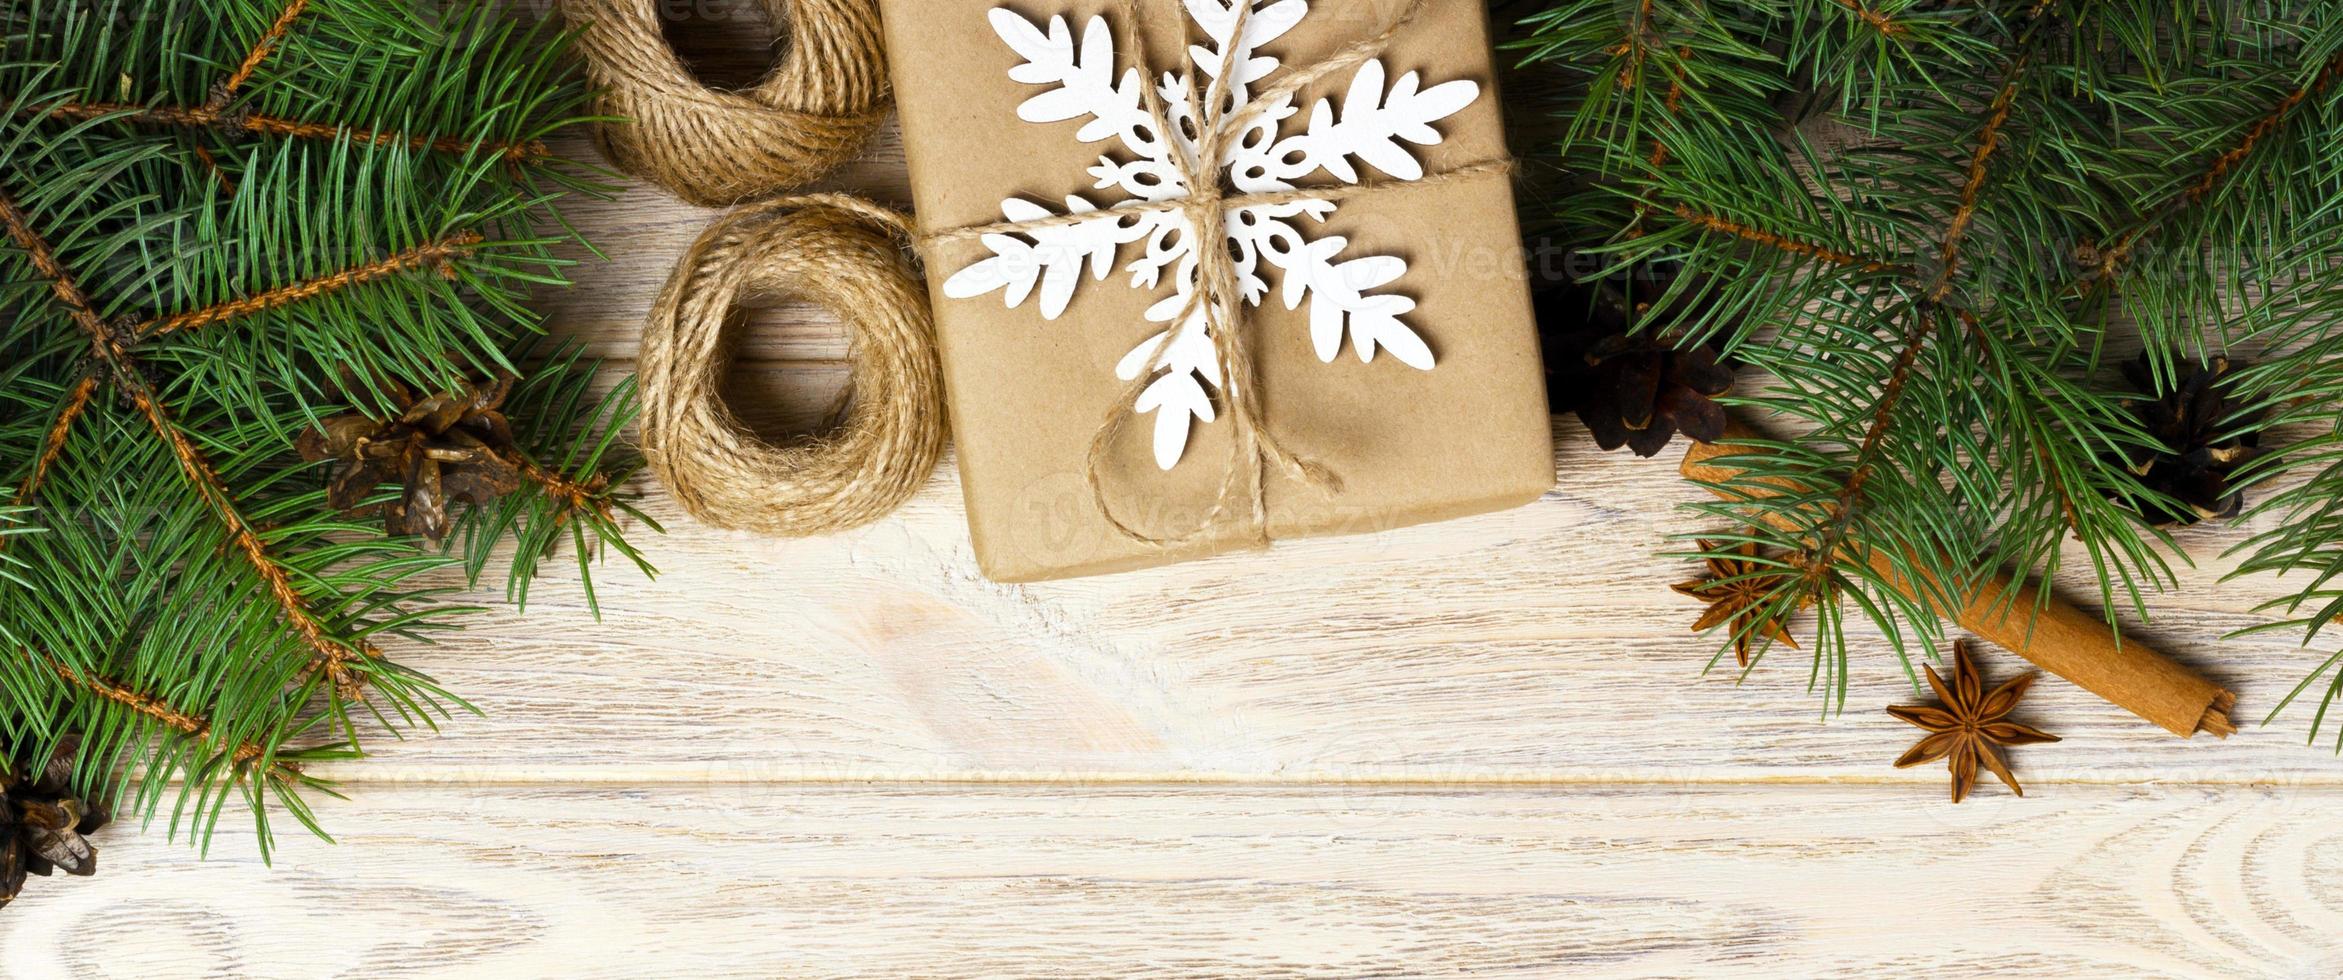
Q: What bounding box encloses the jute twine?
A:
[640,194,946,534]
[559,0,890,207]
[921,0,1511,549]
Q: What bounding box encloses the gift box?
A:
[880,0,1554,582]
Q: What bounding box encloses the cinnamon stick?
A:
[1681,423,2236,738]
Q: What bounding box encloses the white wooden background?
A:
[8,11,2343,979]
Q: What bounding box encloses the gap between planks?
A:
[279,767,2343,788]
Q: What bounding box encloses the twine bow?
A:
[924,0,1513,548]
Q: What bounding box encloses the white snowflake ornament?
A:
[942,0,1481,470]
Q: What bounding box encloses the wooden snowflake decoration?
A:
[942,0,1481,469]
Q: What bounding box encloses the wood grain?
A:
[330,351,2343,785]
[8,786,2343,979]
[10,15,2343,974]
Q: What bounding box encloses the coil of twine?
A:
[558,0,890,207]
[640,194,946,534]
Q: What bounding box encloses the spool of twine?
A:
[639,194,945,534]
[558,0,891,207]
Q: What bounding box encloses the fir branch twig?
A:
[517,459,615,527]
[46,656,297,776]
[1668,205,1910,274]
[1930,53,2031,301]
[1623,46,1689,237]
[1614,0,1659,89]
[28,101,552,163]
[23,368,98,500]
[212,0,314,108]
[192,0,315,192]
[1795,306,1935,586]
[2088,48,2343,285]
[1828,0,1908,38]
[137,231,486,340]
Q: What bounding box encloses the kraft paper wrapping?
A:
[879,0,1555,582]
[1682,427,2236,738]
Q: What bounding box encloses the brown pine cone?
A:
[1534,267,1735,457]
[296,376,527,543]
[1577,334,1732,457]
[2111,352,2264,526]
[2,734,109,909]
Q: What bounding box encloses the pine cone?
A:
[2,735,109,910]
[2112,352,2264,526]
[297,376,527,543]
[1577,334,1733,457]
[1534,270,1734,457]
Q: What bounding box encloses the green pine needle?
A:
[1,0,654,855]
[1513,0,2343,728]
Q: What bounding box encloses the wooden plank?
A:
[331,365,2343,783]
[4,785,2337,978]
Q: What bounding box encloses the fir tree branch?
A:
[516,459,614,527]
[136,231,486,340]
[1622,46,1688,237]
[0,187,378,699]
[1614,0,1660,91]
[0,193,116,354]
[212,0,314,108]
[190,0,315,193]
[1795,305,1936,586]
[1930,52,2031,302]
[0,0,641,864]
[27,101,552,163]
[2088,47,2343,286]
[1803,19,2040,576]
[1668,205,1910,274]
[44,655,292,776]
[22,368,97,500]
[1741,9,2052,637]
[129,388,380,698]
[2182,54,2343,203]
[1828,0,1908,38]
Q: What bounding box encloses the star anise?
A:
[2,734,109,909]
[1671,539,1799,667]
[296,376,526,544]
[1887,640,2060,803]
